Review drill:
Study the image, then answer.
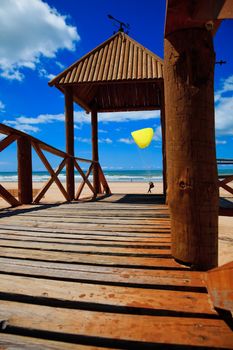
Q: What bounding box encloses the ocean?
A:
[0,168,232,183]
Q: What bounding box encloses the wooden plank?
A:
[0,333,107,350]
[0,273,212,313]
[0,224,171,238]
[0,219,171,233]
[0,246,182,268]
[0,239,171,255]
[7,213,170,226]
[0,233,171,245]
[0,300,232,348]
[35,209,169,218]
[0,225,171,238]
[206,261,233,313]
[0,258,204,288]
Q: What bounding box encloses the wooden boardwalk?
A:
[0,194,232,349]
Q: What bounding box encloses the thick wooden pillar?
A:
[18,136,32,204]
[91,110,101,194]
[65,86,75,200]
[164,28,218,270]
[160,85,167,197]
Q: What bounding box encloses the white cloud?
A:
[118,138,134,144]
[2,110,160,134]
[0,100,5,112]
[215,75,233,135]
[99,129,108,133]
[216,139,227,145]
[74,124,82,130]
[39,68,56,80]
[99,138,112,144]
[3,121,40,133]
[0,0,79,81]
[55,61,65,69]
[153,126,162,141]
[74,137,112,144]
[3,114,64,128]
[98,110,160,122]
[75,137,90,144]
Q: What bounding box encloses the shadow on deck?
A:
[0,194,232,349]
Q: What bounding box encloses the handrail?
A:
[0,123,111,207]
[0,123,70,158]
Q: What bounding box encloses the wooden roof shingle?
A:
[49,32,163,86]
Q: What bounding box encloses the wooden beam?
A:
[32,142,69,202]
[0,184,20,207]
[160,84,167,197]
[164,28,218,270]
[33,158,67,203]
[0,123,68,158]
[95,106,161,113]
[0,134,17,152]
[75,164,95,200]
[91,110,101,194]
[165,0,233,36]
[65,86,75,201]
[17,136,33,204]
[74,160,95,195]
[98,163,111,195]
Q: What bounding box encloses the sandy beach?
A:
[0,180,232,267]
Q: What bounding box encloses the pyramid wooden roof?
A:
[49,32,164,112]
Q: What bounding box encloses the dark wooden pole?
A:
[160,84,167,197]
[18,136,32,204]
[91,109,101,194]
[65,86,75,200]
[164,28,218,270]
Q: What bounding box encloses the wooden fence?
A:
[217,159,233,196]
[0,123,110,207]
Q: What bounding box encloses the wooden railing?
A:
[0,123,111,207]
[217,158,233,196]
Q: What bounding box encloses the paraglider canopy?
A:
[131,128,154,149]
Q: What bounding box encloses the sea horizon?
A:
[0,167,232,183]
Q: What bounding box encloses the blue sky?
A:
[0,0,232,171]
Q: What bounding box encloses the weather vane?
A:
[108,14,130,34]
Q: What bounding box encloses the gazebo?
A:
[49,1,233,271]
[49,31,166,199]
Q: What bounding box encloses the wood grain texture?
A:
[0,195,231,349]
[164,28,218,270]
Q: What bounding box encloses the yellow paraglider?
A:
[131,128,154,149]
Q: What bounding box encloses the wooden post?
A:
[160,84,167,197]
[18,136,32,204]
[91,109,101,194]
[164,28,218,270]
[65,86,75,200]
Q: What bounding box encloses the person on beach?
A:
[147,181,154,193]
